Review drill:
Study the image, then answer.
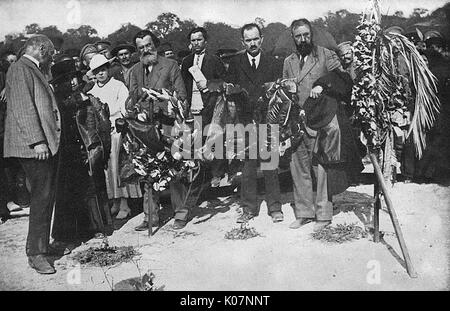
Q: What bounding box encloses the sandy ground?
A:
[0,175,449,291]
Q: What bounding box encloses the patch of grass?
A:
[72,243,139,267]
[311,223,368,244]
[225,223,262,240]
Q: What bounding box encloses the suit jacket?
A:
[226,52,282,122]
[128,55,187,100]
[3,56,61,158]
[181,52,226,103]
[283,46,341,108]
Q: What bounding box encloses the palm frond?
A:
[387,33,441,158]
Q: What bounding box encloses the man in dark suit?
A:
[128,30,190,231]
[181,27,227,188]
[226,23,283,223]
[3,35,61,274]
[283,19,342,232]
[181,27,226,120]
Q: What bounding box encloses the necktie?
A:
[299,56,305,71]
[195,50,204,67]
[251,58,256,71]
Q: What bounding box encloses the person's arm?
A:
[325,48,342,72]
[224,58,238,84]
[282,57,290,79]
[117,81,130,116]
[215,56,227,80]
[170,61,187,100]
[128,65,140,100]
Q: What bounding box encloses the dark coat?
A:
[52,84,111,241]
[181,52,226,124]
[312,70,364,195]
[181,52,226,103]
[226,52,282,123]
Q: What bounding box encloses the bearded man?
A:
[128,30,189,231]
[283,19,342,232]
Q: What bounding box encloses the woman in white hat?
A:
[87,54,142,219]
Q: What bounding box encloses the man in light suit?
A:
[283,19,342,232]
[128,30,190,231]
[129,30,187,105]
[3,35,60,274]
[226,23,283,224]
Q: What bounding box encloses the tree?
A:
[146,12,181,39]
[24,23,41,34]
[202,22,241,53]
[318,9,360,43]
[394,11,404,18]
[62,25,100,51]
[107,23,142,45]
[164,19,197,52]
[411,8,429,18]
[262,22,287,54]
[255,17,266,29]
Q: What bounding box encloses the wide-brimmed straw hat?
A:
[88,54,113,74]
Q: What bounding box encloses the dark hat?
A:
[111,41,136,57]
[80,43,97,59]
[50,58,81,84]
[216,48,238,58]
[95,40,112,53]
[64,48,81,58]
[303,94,337,130]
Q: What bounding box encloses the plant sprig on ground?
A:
[72,245,139,267]
[311,223,368,244]
[225,223,262,240]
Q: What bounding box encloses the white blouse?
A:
[88,77,128,126]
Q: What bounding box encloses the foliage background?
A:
[0,4,448,58]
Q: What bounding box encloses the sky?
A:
[0,0,448,40]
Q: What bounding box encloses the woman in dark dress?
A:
[49,57,112,252]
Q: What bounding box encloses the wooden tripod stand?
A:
[369,152,418,278]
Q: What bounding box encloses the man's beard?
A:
[296,42,313,57]
[141,52,158,65]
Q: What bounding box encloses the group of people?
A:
[0,17,448,275]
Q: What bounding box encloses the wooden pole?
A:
[148,182,153,237]
[369,152,418,278]
[373,178,381,243]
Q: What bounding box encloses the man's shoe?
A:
[0,212,9,224]
[28,255,56,274]
[115,209,131,220]
[313,220,332,232]
[48,241,72,256]
[173,219,187,230]
[289,217,314,229]
[134,220,159,231]
[270,211,284,223]
[7,201,22,212]
[236,212,255,223]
